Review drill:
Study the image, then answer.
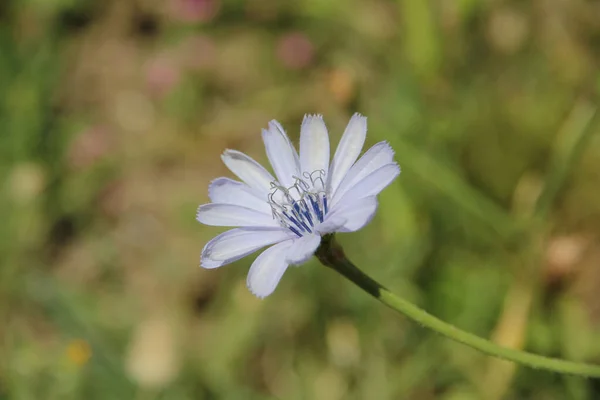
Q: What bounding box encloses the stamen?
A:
[288,226,302,237]
[267,170,329,236]
[309,195,323,223]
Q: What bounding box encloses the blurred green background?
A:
[2,0,600,399]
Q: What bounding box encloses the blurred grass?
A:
[2,0,600,399]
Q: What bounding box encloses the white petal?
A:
[315,218,346,235]
[325,196,378,232]
[334,163,400,207]
[201,227,293,269]
[247,240,293,298]
[331,141,395,207]
[327,113,367,196]
[201,258,226,269]
[299,114,330,176]
[197,203,277,227]
[221,149,275,194]
[208,178,271,214]
[286,234,321,265]
[262,120,300,187]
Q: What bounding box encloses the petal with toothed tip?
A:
[331,141,395,207]
[221,149,275,195]
[262,120,301,187]
[299,114,330,176]
[328,113,367,196]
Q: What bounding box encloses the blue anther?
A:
[298,199,314,227]
[292,206,312,232]
[309,195,323,222]
[288,226,302,237]
[284,211,306,232]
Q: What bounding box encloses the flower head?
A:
[197,114,400,298]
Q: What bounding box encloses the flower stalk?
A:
[315,235,600,378]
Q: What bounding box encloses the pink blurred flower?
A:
[144,56,181,98]
[68,126,113,169]
[276,32,315,70]
[170,0,220,23]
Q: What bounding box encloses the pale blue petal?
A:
[208,178,271,214]
[262,120,301,187]
[201,227,293,269]
[286,234,321,265]
[331,141,394,207]
[197,203,277,227]
[324,196,378,233]
[247,240,293,298]
[221,149,275,194]
[333,163,400,209]
[327,113,367,196]
[299,114,330,176]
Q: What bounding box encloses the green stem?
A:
[315,235,600,378]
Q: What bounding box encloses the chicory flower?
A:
[197,114,400,297]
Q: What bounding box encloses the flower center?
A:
[268,170,329,237]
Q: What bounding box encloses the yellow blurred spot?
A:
[328,69,355,105]
[314,367,347,400]
[7,162,45,203]
[487,7,528,55]
[125,317,179,389]
[66,339,92,367]
[326,319,361,367]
